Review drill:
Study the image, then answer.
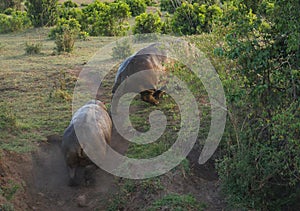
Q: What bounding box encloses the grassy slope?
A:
[0,27,115,152]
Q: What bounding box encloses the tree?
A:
[133,12,163,34]
[81,1,130,36]
[217,0,300,209]
[25,0,58,27]
[0,0,22,12]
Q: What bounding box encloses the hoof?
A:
[68,178,79,187]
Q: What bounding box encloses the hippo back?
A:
[62,100,112,169]
[112,43,170,94]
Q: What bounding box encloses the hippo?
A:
[61,100,112,186]
[112,43,172,107]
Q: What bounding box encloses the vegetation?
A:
[0,0,23,12]
[214,0,300,210]
[25,0,58,27]
[0,103,17,130]
[148,193,207,210]
[81,1,131,36]
[112,39,133,60]
[133,12,162,34]
[0,0,299,210]
[171,2,222,35]
[124,0,146,17]
[24,41,43,54]
[0,11,31,33]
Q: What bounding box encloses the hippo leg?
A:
[84,164,98,186]
[140,90,159,105]
[68,166,79,186]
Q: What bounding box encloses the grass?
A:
[148,193,207,211]
[0,26,224,210]
[0,27,115,152]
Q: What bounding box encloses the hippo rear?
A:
[61,100,112,186]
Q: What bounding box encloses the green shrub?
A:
[25,0,58,27]
[0,0,22,12]
[0,11,31,34]
[125,0,146,16]
[171,2,222,35]
[62,0,78,8]
[49,18,80,39]
[52,18,80,53]
[82,1,131,36]
[25,41,42,54]
[3,7,14,15]
[112,40,133,60]
[133,12,162,34]
[78,31,89,40]
[58,0,83,21]
[144,0,154,6]
[161,12,172,34]
[218,103,300,210]
[216,0,300,210]
[160,0,182,13]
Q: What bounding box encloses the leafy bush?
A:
[124,0,146,16]
[58,0,83,21]
[144,0,154,6]
[61,0,78,8]
[25,0,58,27]
[49,18,80,39]
[171,2,222,35]
[161,12,172,34]
[25,42,42,54]
[81,1,131,36]
[133,12,162,34]
[0,11,31,34]
[216,0,300,210]
[0,0,22,12]
[112,40,133,60]
[160,0,182,13]
[3,7,14,15]
[52,18,80,53]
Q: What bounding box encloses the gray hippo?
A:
[61,100,112,186]
[112,43,172,106]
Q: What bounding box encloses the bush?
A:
[0,0,22,12]
[25,42,42,54]
[52,18,80,53]
[171,2,222,35]
[125,0,146,16]
[62,0,78,8]
[133,12,162,34]
[216,0,300,210]
[58,0,83,21]
[161,12,172,34]
[144,0,154,6]
[0,11,31,34]
[112,40,133,60]
[82,1,131,36]
[3,7,14,15]
[160,0,182,13]
[25,0,58,27]
[49,18,80,39]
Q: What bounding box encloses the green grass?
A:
[148,193,207,211]
[0,27,115,152]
